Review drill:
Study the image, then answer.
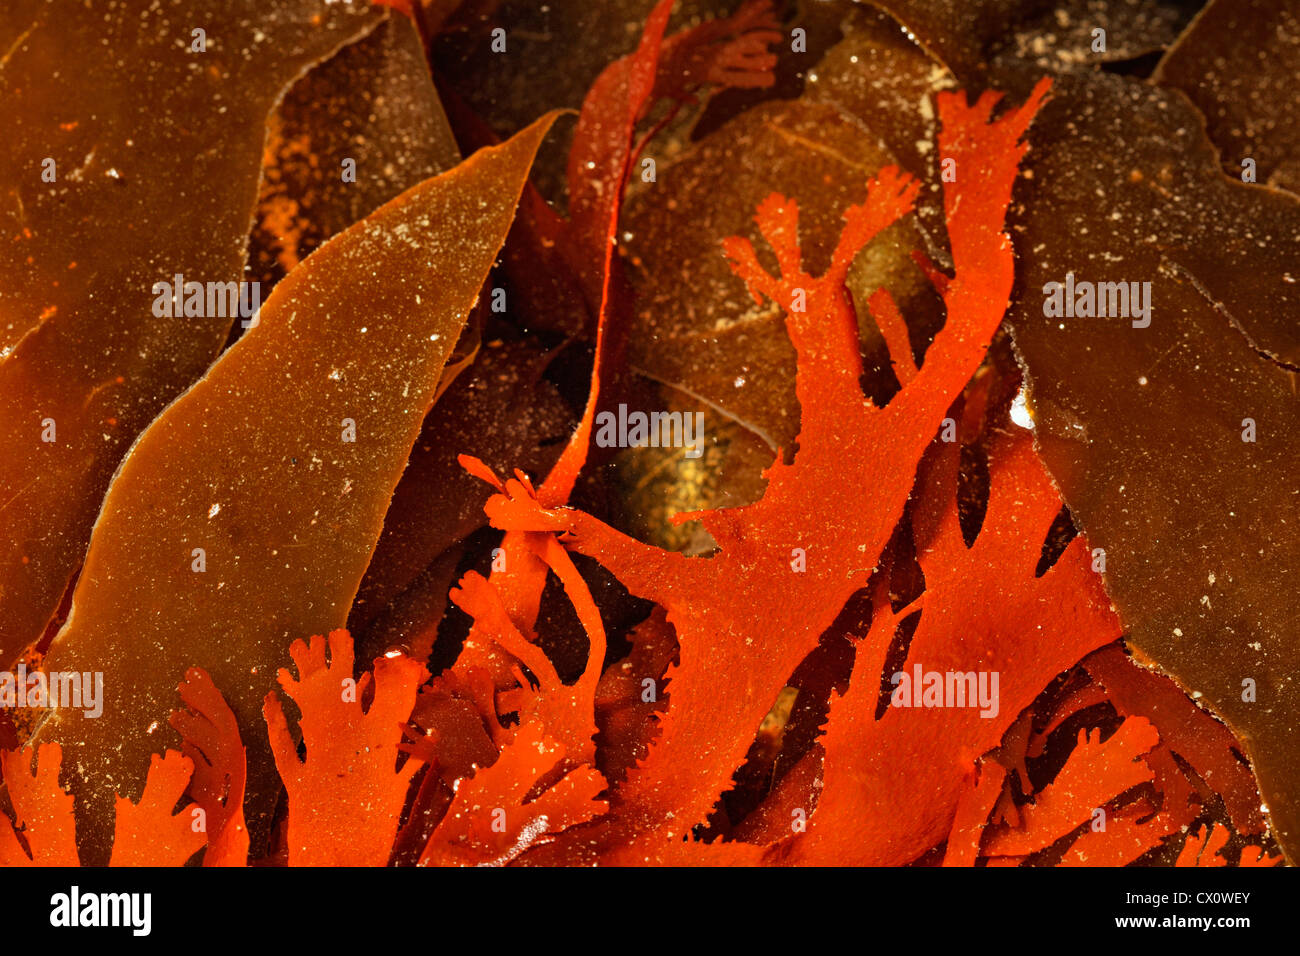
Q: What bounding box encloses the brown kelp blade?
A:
[26,112,560,864]
[1006,73,1300,861]
[0,0,386,661]
[248,13,461,293]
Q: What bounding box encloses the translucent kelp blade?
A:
[0,0,384,659]
[28,113,559,862]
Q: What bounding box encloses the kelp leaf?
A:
[249,13,461,291]
[28,112,559,862]
[1005,71,1300,861]
[861,0,1191,82]
[1155,0,1300,193]
[0,0,384,659]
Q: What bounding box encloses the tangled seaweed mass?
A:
[0,0,1294,871]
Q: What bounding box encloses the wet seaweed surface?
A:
[0,0,1293,874]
